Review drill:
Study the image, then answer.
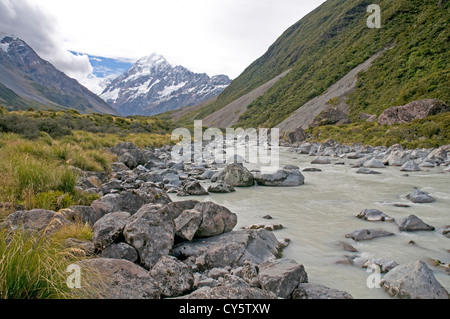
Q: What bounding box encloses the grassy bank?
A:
[306,112,450,149]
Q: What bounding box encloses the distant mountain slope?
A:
[0,34,120,115]
[176,0,449,131]
[100,53,231,116]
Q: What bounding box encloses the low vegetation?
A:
[306,112,450,149]
[0,108,173,213]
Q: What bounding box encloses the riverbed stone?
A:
[177,275,277,299]
[362,259,399,273]
[92,212,131,250]
[397,215,435,232]
[172,229,283,270]
[208,182,236,193]
[91,192,145,219]
[123,204,175,269]
[258,258,308,299]
[100,242,138,263]
[345,229,394,242]
[253,166,305,187]
[193,202,238,238]
[356,168,382,175]
[311,156,331,164]
[400,160,421,172]
[179,181,209,196]
[6,209,72,235]
[292,283,353,299]
[363,158,385,169]
[216,163,255,187]
[380,261,449,299]
[357,209,394,222]
[174,209,203,242]
[406,189,435,203]
[150,255,194,298]
[77,258,161,299]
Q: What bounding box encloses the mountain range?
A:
[0,34,119,115]
[100,53,231,116]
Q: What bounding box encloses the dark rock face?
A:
[378,99,449,126]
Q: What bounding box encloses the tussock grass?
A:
[0,224,106,299]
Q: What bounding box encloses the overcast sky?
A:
[0,0,324,86]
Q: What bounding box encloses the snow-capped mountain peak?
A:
[100,53,231,116]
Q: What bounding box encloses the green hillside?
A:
[178,0,449,129]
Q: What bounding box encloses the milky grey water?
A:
[170,147,450,299]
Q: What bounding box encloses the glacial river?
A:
[171,147,450,299]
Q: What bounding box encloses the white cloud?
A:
[0,0,93,81]
[30,0,325,78]
[0,0,325,86]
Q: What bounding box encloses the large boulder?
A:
[216,164,255,187]
[150,256,195,298]
[77,258,161,299]
[92,212,131,250]
[172,229,283,270]
[397,215,435,232]
[380,261,449,299]
[258,259,308,299]
[123,204,175,269]
[193,202,238,238]
[378,99,449,126]
[100,242,138,263]
[178,275,277,299]
[253,166,305,187]
[293,284,353,299]
[6,209,71,235]
[174,209,203,241]
[91,192,145,219]
[163,200,200,219]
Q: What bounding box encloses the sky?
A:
[0,0,325,92]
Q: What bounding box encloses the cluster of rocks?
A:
[337,205,449,299]
[2,142,354,300]
[287,139,450,174]
[76,142,306,202]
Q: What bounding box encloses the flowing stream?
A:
[170,147,450,299]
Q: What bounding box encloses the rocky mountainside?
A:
[100,53,231,116]
[173,0,449,131]
[0,34,120,115]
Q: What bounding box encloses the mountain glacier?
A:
[100,53,231,116]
